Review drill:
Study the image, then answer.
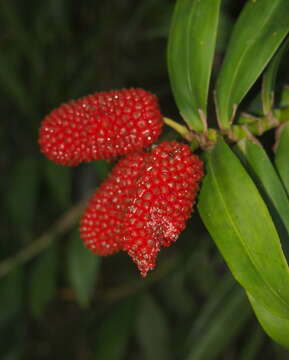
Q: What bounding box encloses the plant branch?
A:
[0,199,88,279]
[163,117,193,141]
[164,106,289,149]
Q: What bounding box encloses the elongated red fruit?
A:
[80,152,148,255]
[39,88,163,165]
[121,141,203,276]
[80,141,203,277]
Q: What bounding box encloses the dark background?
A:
[1,0,289,359]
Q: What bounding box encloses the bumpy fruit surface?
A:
[122,141,203,276]
[80,141,203,277]
[80,152,149,256]
[39,88,163,166]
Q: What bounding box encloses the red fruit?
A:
[80,141,203,277]
[122,141,203,276]
[39,88,163,166]
[80,152,148,255]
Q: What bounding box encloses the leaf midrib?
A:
[220,1,282,120]
[208,154,289,312]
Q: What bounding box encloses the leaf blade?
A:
[198,138,289,317]
[167,0,221,130]
[186,284,250,360]
[67,230,101,307]
[248,292,289,350]
[94,299,136,360]
[29,245,58,318]
[275,122,289,196]
[262,37,289,114]
[136,293,171,360]
[216,0,289,127]
[236,139,289,259]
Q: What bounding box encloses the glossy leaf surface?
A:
[216,0,289,128]
[262,37,289,114]
[168,0,220,130]
[236,139,289,259]
[275,122,289,196]
[248,292,289,350]
[198,138,289,317]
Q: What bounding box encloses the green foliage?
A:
[67,230,101,307]
[262,37,289,114]
[216,0,289,127]
[169,0,289,349]
[275,122,289,196]
[199,138,289,318]
[94,299,136,360]
[45,162,72,208]
[185,277,251,360]
[29,245,58,318]
[136,293,171,360]
[167,0,220,130]
[248,292,289,349]
[236,139,289,259]
[6,157,40,241]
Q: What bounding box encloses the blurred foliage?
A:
[1,0,289,359]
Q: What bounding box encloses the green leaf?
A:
[248,292,289,350]
[216,0,289,128]
[29,245,58,318]
[275,122,289,196]
[185,274,235,349]
[6,157,40,241]
[67,230,101,307]
[0,55,36,118]
[94,160,112,182]
[0,268,23,326]
[136,293,171,360]
[94,299,136,360]
[45,162,71,208]
[262,37,289,115]
[0,1,42,75]
[0,267,25,360]
[239,324,264,360]
[159,267,194,319]
[279,85,289,107]
[198,138,289,317]
[167,0,221,131]
[236,139,289,259]
[185,283,250,360]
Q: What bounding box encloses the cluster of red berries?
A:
[39,88,203,276]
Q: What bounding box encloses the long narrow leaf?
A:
[136,294,171,360]
[94,299,136,360]
[248,292,289,350]
[168,0,221,131]
[198,138,289,317]
[216,0,289,128]
[236,139,289,259]
[29,245,58,318]
[186,284,250,360]
[67,230,101,307]
[262,37,289,114]
[275,122,289,196]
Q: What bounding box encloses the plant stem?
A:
[164,106,289,149]
[163,117,193,140]
[0,198,88,278]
